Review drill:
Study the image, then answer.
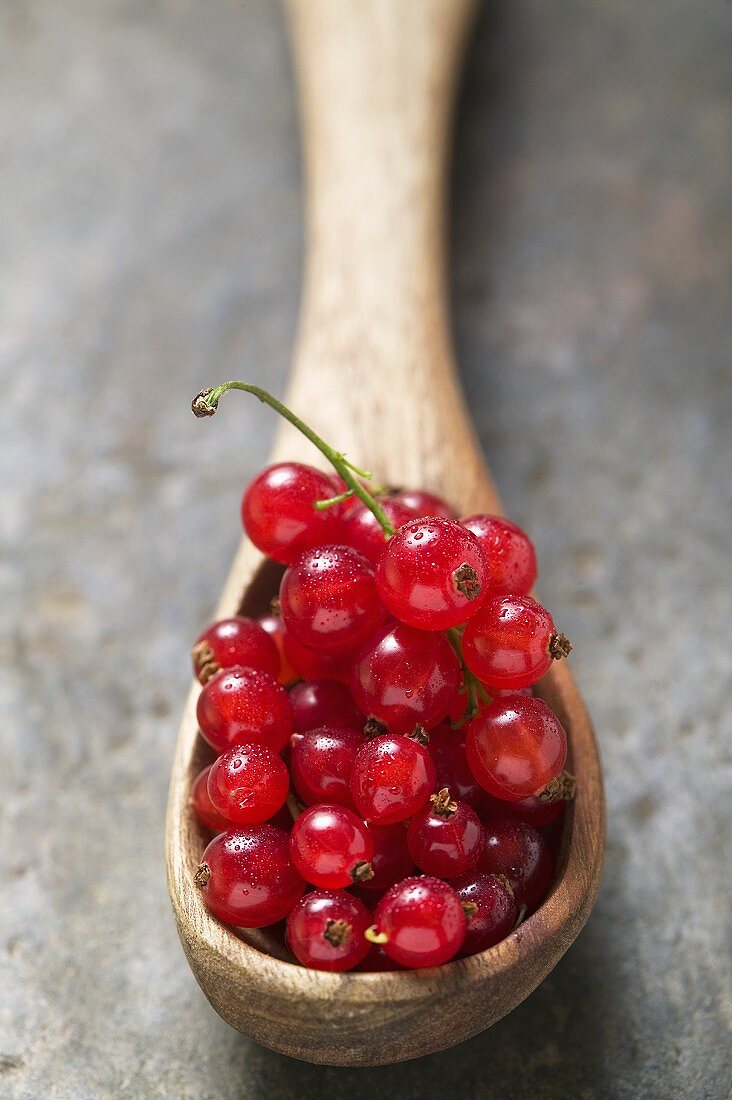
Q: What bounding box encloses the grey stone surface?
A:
[1,1,730,1097]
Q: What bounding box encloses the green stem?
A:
[446,628,490,727]
[192,382,395,535]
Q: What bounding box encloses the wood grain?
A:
[166,0,605,1066]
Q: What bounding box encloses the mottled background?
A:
[2,1,730,1097]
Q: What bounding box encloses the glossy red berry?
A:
[289,804,374,889]
[428,722,483,807]
[390,489,456,521]
[195,825,305,927]
[478,819,553,912]
[258,613,297,685]
[286,890,371,972]
[280,545,386,654]
[190,765,230,832]
[479,789,565,829]
[451,871,518,955]
[242,462,343,564]
[192,616,280,684]
[351,622,461,734]
[462,514,537,594]
[340,498,415,566]
[207,744,289,825]
[290,725,364,807]
[350,734,436,824]
[376,518,488,631]
[467,695,567,801]
[357,945,405,972]
[282,627,351,683]
[288,679,364,733]
[373,876,466,968]
[353,823,415,892]
[462,593,570,691]
[197,666,294,754]
[407,790,483,877]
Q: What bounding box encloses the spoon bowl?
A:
[166,0,604,1065]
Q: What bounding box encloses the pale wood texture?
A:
[166,0,605,1066]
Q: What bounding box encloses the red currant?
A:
[289,804,374,888]
[286,890,371,972]
[241,462,343,565]
[340,498,415,566]
[195,825,305,927]
[353,823,415,892]
[376,518,488,631]
[390,489,456,520]
[462,593,570,691]
[462,514,537,594]
[197,666,294,754]
[207,744,289,825]
[428,722,483,807]
[350,622,461,733]
[290,725,364,807]
[191,616,280,684]
[479,789,565,828]
[478,819,553,912]
[288,679,364,733]
[451,871,518,955]
[407,790,483,877]
[190,765,230,832]
[372,876,466,968]
[357,945,405,972]
[258,613,297,685]
[350,734,436,824]
[280,545,386,654]
[282,627,351,683]
[467,695,567,801]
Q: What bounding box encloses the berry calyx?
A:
[289,804,374,888]
[369,876,467,968]
[462,593,571,691]
[376,518,489,631]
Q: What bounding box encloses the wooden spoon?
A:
[166,0,604,1066]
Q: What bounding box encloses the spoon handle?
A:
[278,0,498,513]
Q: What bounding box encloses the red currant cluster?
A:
[188,383,575,972]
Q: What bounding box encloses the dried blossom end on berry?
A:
[538,770,577,803]
[548,632,573,660]
[430,787,458,818]
[194,862,211,888]
[323,918,352,947]
[192,388,218,417]
[453,562,481,600]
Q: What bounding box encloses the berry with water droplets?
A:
[195,825,305,927]
[286,889,371,971]
[376,518,489,631]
